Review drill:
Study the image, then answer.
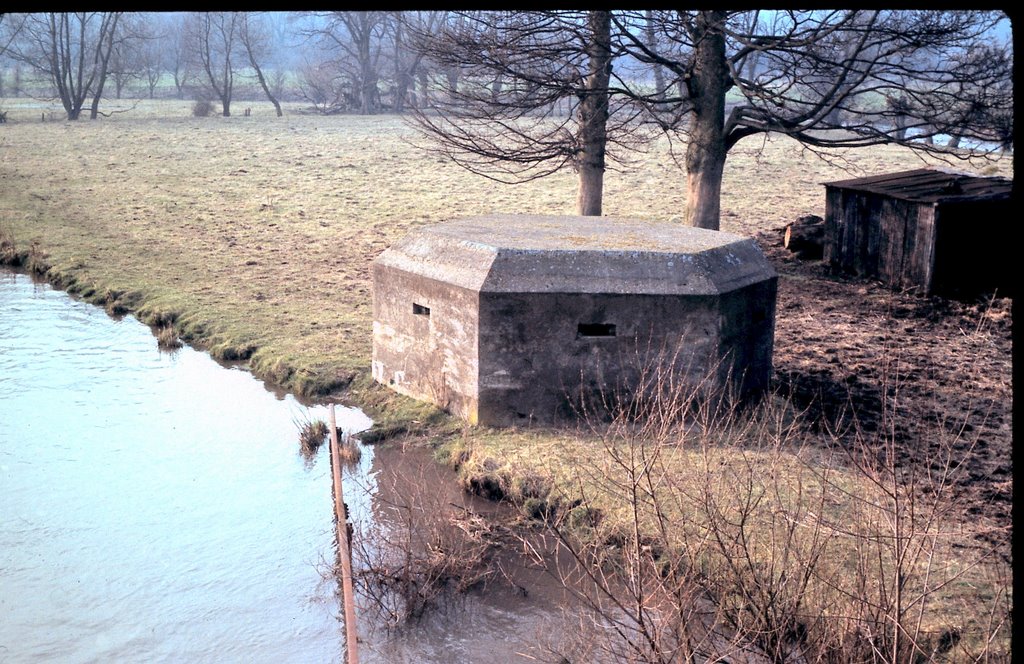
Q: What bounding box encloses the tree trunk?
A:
[407,75,418,109]
[894,113,907,141]
[90,13,120,120]
[644,10,665,100]
[783,214,825,259]
[686,153,726,230]
[245,45,283,117]
[394,72,410,113]
[252,65,282,117]
[684,11,729,231]
[392,21,409,114]
[358,29,376,115]
[575,11,612,217]
[445,66,458,101]
[418,69,429,107]
[744,50,761,82]
[490,73,503,102]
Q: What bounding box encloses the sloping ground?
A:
[761,231,1013,556]
[0,102,1012,553]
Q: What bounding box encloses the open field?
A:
[0,95,1011,523]
[1,98,1012,656]
[0,98,1010,394]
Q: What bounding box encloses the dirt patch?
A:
[0,101,1012,556]
[759,229,1012,554]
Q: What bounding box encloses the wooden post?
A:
[329,404,359,664]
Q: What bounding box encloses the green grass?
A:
[0,96,1011,418]
[1,98,1011,657]
[0,95,1012,450]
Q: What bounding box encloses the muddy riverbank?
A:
[0,268,576,662]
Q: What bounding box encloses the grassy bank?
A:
[1,98,1012,657]
[1,95,1011,473]
[0,93,1012,496]
[0,99,1008,406]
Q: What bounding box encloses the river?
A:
[0,269,567,663]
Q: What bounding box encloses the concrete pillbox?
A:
[372,215,777,426]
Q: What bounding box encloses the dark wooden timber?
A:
[823,168,1013,297]
[784,215,825,260]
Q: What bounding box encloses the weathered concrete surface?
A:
[372,215,778,426]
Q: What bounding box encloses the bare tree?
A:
[85,12,123,119]
[387,11,445,113]
[409,10,1010,228]
[137,28,166,99]
[1,13,23,56]
[103,14,162,101]
[185,11,240,117]
[0,28,8,100]
[303,11,387,115]
[410,11,651,217]
[237,12,283,117]
[617,10,1012,229]
[107,32,135,99]
[164,15,193,99]
[4,12,123,120]
[297,56,348,115]
[13,63,23,97]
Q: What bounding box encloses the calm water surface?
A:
[0,270,564,663]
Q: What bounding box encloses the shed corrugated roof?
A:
[824,168,1012,203]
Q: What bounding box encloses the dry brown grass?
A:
[0,95,1011,435]
[0,99,1010,399]
[2,98,1010,659]
[1,94,1012,468]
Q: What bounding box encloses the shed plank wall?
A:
[906,204,935,291]
[826,187,941,293]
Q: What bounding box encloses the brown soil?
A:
[758,229,1013,557]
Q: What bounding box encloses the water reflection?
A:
[0,270,568,663]
[0,270,372,663]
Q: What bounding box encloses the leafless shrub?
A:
[0,224,19,265]
[25,241,49,276]
[191,97,216,117]
[337,430,362,465]
[517,356,1011,663]
[297,59,351,115]
[350,456,504,630]
[155,324,182,351]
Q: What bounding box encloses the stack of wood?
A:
[783,214,825,260]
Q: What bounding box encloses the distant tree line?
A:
[0,12,477,117]
[1,11,1013,228]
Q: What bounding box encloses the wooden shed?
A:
[823,168,1013,296]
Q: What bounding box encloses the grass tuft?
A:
[298,418,329,457]
[337,431,362,465]
[25,242,50,276]
[0,225,21,266]
[155,324,182,350]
